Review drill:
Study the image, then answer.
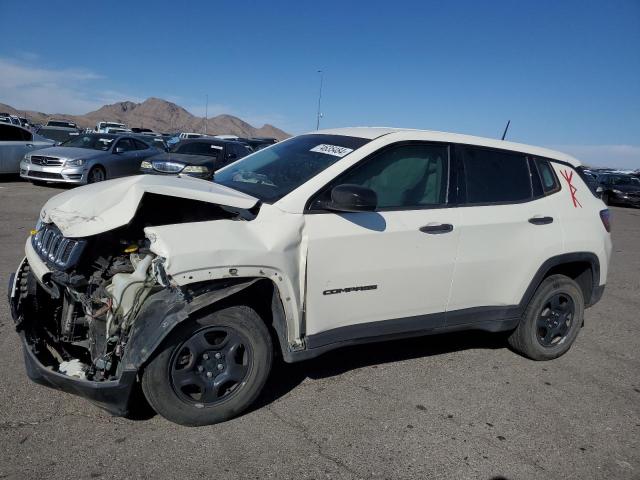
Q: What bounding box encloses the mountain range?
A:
[0,98,290,140]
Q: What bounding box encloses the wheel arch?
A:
[120,277,293,373]
[520,252,600,309]
[88,163,107,179]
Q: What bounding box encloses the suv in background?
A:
[46,120,78,129]
[9,128,611,426]
[96,121,128,133]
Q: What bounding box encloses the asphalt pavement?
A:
[0,179,638,479]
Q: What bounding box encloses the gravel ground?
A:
[0,179,638,480]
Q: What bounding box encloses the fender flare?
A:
[119,278,291,371]
[518,252,600,309]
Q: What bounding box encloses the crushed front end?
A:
[8,221,166,415]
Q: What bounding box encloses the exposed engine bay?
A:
[15,193,254,383]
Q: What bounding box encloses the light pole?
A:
[204,94,208,135]
[316,70,323,130]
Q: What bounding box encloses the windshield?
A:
[171,141,223,157]
[62,134,115,151]
[214,134,370,202]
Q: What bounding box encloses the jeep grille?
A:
[32,223,86,270]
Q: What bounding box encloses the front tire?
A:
[141,306,273,426]
[508,274,584,360]
[87,166,106,183]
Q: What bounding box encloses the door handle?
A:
[419,223,454,234]
[528,216,554,225]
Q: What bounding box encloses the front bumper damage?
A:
[8,259,136,416]
[18,330,136,415]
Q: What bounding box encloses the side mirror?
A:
[327,184,377,212]
[115,146,125,154]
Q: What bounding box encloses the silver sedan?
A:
[0,123,54,174]
[20,133,162,185]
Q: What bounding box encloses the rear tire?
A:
[141,306,273,426]
[508,274,584,360]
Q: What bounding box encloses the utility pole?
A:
[204,94,208,135]
[316,70,324,130]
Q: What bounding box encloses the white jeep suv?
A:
[8,128,612,426]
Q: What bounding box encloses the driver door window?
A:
[115,138,135,152]
[337,144,448,208]
[311,144,448,210]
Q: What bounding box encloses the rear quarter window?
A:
[535,158,560,194]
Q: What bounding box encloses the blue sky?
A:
[0,0,638,167]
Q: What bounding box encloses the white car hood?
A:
[41,174,259,237]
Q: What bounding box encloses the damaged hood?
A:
[41,174,259,237]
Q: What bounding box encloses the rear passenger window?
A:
[0,124,30,141]
[535,159,560,193]
[461,147,531,203]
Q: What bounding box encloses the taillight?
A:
[600,209,611,232]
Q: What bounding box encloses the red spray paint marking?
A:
[560,170,582,208]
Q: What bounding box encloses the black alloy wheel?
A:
[170,326,251,405]
[88,166,106,183]
[508,274,584,360]
[141,305,273,426]
[535,293,575,347]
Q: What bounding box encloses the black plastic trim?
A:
[298,306,521,361]
[588,284,605,307]
[518,252,600,308]
[19,332,137,416]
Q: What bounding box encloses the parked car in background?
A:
[131,127,155,135]
[96,121,128,133]
[20,133,160,185]
[36,125,81,144]
[1,115,22,126]
[131,134,168,152]
[140,138,249,179]
[19,117,30,128]
[0,123,55,174]
[597,173,640,207]
[246,137,278,151]
[179,132,205,139]
[105,127,132,134]
[579,169,601,195]
[46,120,78,129]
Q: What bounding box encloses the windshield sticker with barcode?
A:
[310,144,354,157]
